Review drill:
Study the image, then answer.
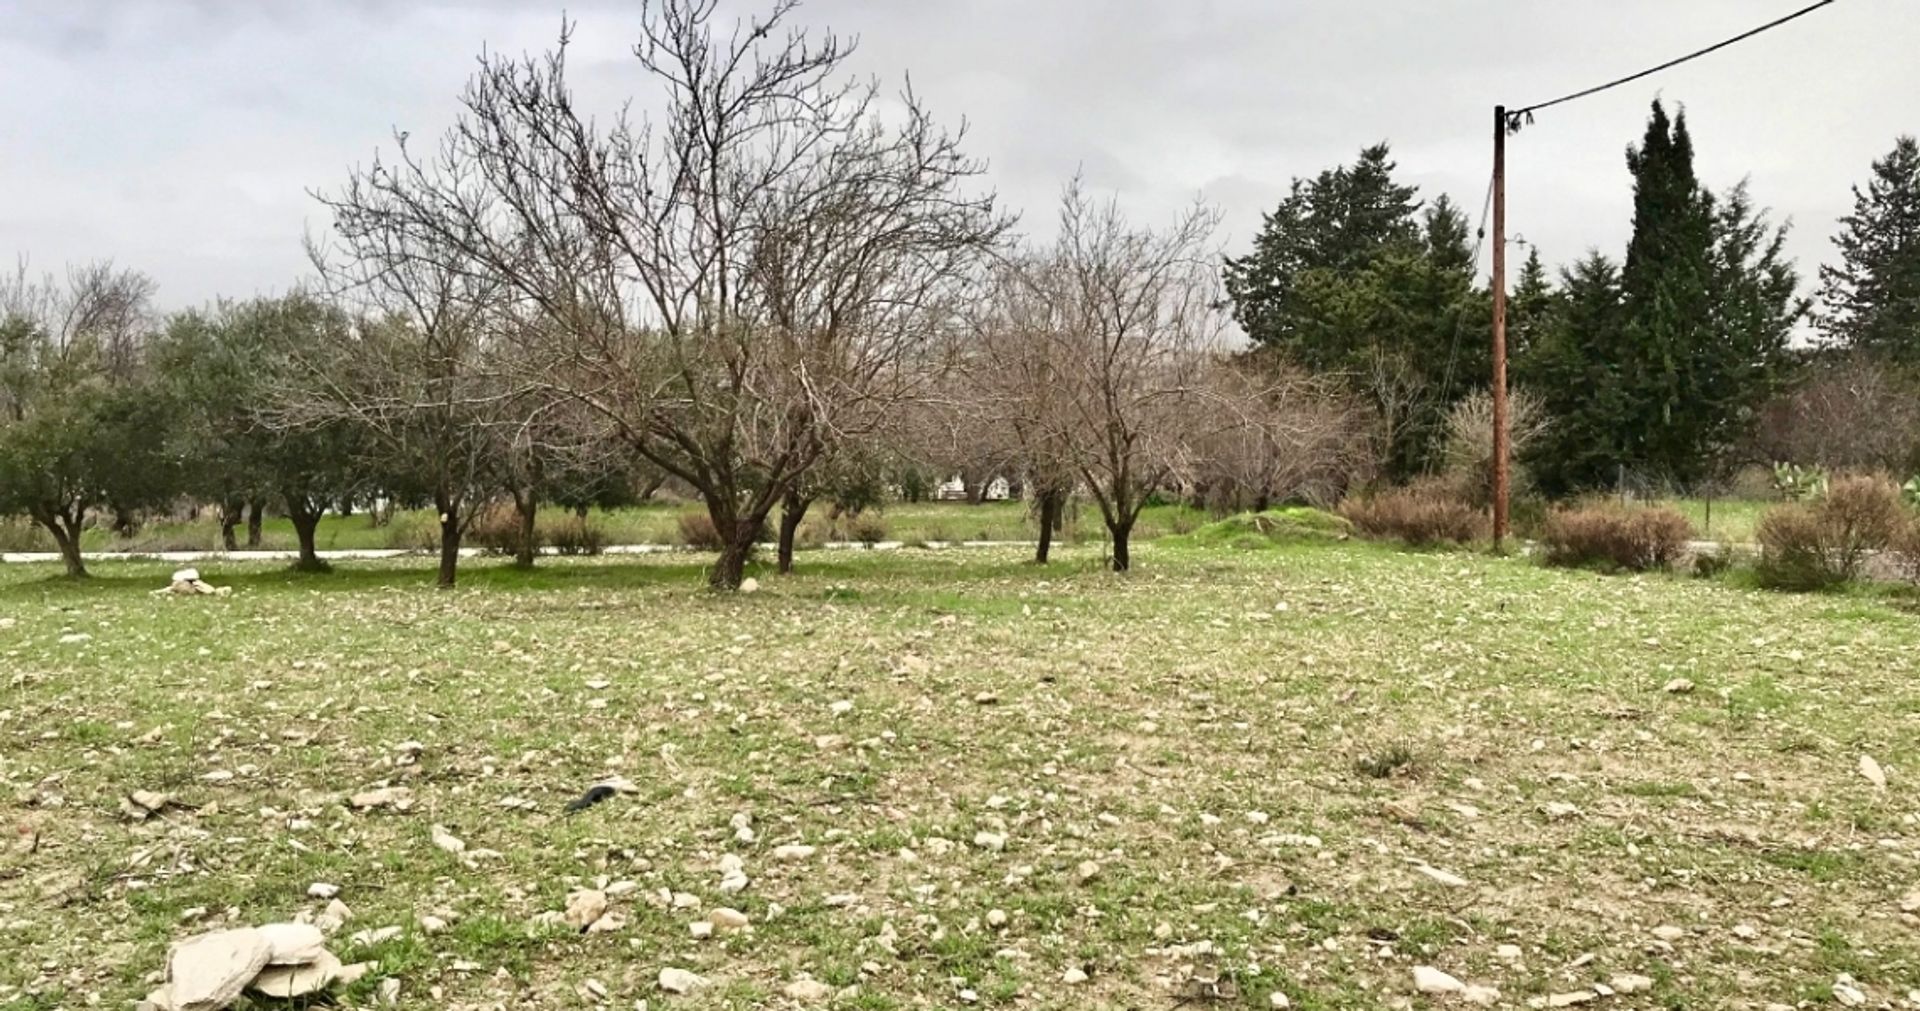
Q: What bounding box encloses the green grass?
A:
[1652,497,1771,542]
[2,540,1917,1008]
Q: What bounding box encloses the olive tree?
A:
[0,263,174,576]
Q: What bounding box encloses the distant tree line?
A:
[7,4,1917,587]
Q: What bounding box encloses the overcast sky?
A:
[2,0,1912,311]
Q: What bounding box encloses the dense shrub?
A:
[0,519,53,552]
[382,512,441,552]
[843,512,889,545]
[677,512,724,549]
[1336,480,1487,547]
[468,502,540,558]
[1538,504,1692,572]
[678,512,767,550]
[1755,475,1907,590]
[546,517,606,556]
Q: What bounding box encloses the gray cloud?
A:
[2,0,1911,309]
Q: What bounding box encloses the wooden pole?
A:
[1491,105,1510,551]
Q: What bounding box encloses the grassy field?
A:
[0,501,1212,556]
[3,542,1918,1009]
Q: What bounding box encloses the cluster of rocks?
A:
[142,924,368,1010]
[151,568,231,597]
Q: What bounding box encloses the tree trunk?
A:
[288,500,326,571]
[777,491,812,575]
[220,499,242,552]
[514,490,538,569]
[436,502,462,588]
[30,506,87,578]
[111,506,139,538]
[711,530,754,590]
[1035,491,1060,564]
[964,475,986,505]
[574,503,589,520]
[1109,518,1134,573]
[245,500,265,548]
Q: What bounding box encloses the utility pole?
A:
[1490,105,1510,551]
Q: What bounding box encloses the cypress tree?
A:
[1618,100,1717,486]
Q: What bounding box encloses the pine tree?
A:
[1508,248,1555,361]
[1224,146,1482,477]
[1818,135,1920,362]
[1223,143,1421,363]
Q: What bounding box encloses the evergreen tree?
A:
[1818,135,1920,361]
[1701,182,1805,466]
[1223,143,1422,366]
[1507,248,1555,361]
[1618,100,1717,484]
[1224,146,1483,477]
[1519,102,1802,495]
[1519,253,1629,496]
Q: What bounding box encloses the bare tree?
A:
[967,257,1082,563]
[1188,357,1376,513]
[1753,354,1920,473]
[1028,181,1229,572]
[314,0,1007,589]
[290,227,508,588]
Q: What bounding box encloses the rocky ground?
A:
[1,544,1916,1010]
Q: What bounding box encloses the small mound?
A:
[1172,507,1353,550]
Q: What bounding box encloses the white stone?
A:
[1860,755,1888,789]
[1610,974,1654,994]
[1495,944,1523,961]
[1663,678,1695,694]
[1651,925,1685,942]
[256,922,326,965]
[417,914,449,934]
[738,578,760,594]
[430,824,465,854]
[1413,864,1468,888]
[250,950,342,999]
[1268,993,1292,1009]
[973,831,1007,851]
[565,890,610,931]
[348,926,401,946]
[1462,985,1501,1006]
[709,907,750,932]
[306,882,340,900]
[784,979,833,1001]
[773,844,817,862]
[1062,968,1088,984]
[658,968,707,994]
[986,909,1008,928]
[167,928,272,1011]
[348,786,413,810]
[690,921,714,938]
[1412,966,1464,995]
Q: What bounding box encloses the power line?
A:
[1507,0,1838,125]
